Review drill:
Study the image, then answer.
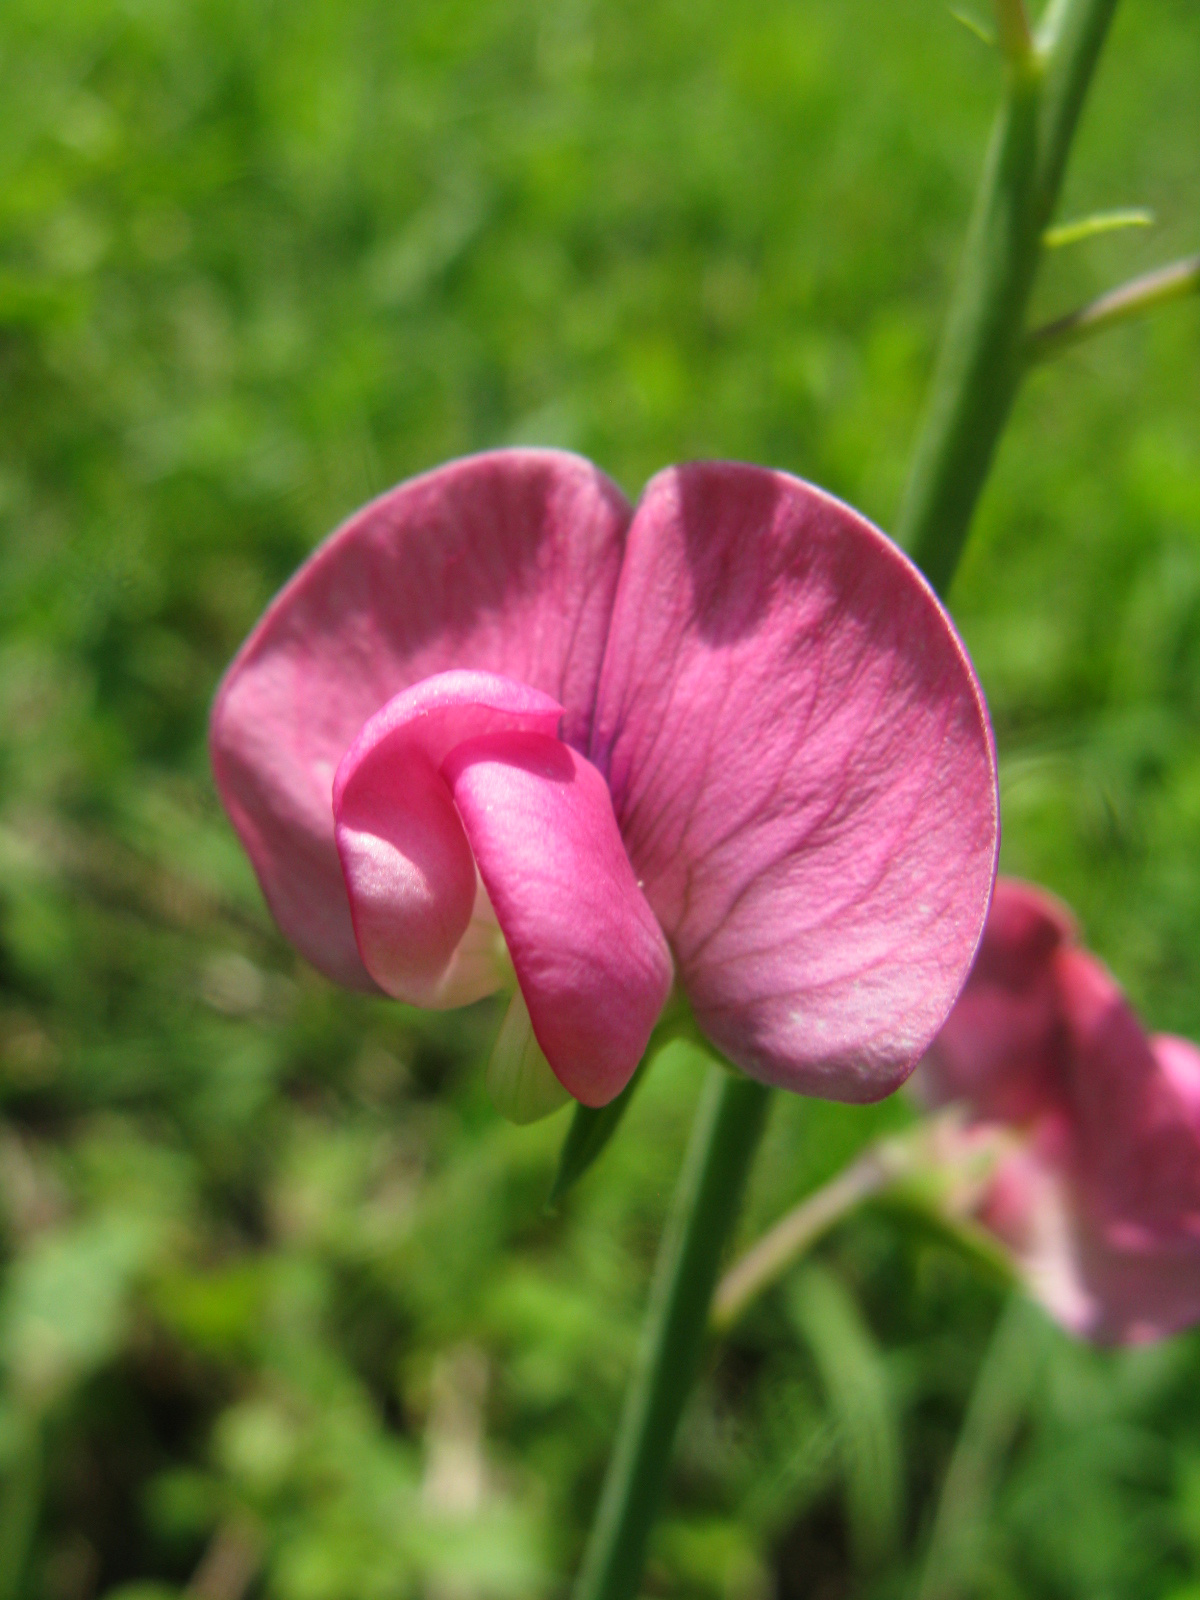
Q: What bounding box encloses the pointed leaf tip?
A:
[948,6,996,47]
[546,1056,650,1210]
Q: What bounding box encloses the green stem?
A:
[0,1411,42,1600]
[1033,0,1122,223]
[710,1143,900,1333]
[712,1114,1018,1333]
[895,0,1121,596]
[571,1068,771,1600]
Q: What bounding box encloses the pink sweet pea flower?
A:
[920,877,1200,1342]
[210,449,998,1112]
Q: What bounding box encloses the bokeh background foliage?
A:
[0,0,1197,1595]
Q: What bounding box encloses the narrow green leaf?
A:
[546,1056,648,1210]
[1043,207,1155,248]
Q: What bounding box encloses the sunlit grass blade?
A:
[787,1266,903,1571]
[917,1296,1048,1600]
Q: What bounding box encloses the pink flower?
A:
[210,449,998,1112]
[921,877,1200,1342]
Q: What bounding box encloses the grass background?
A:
[0,0,1198,1596]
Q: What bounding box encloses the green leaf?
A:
[0,1213,159,1406]
[546,1055,649,1210]
[948,6,996,47]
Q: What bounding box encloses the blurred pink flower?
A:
[210,449,997,1109]
[921,877,1200,1342]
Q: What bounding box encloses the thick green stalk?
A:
[1033,0,1122,223]
[571,1068,771,1600]
[896,0,1121,596]
[894,59,1041,594]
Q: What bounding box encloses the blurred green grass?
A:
[0,0,1197,1596]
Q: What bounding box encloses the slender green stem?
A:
[712,1113,1018,1332]
[1028,253,1200,362]
[571,1068,771,1600]
[710,1144,900,1333]
[895,58,1041,595]
[896,0,1121,596]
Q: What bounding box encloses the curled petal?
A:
[446,732,674,1106]
[922,877,1076,1123]
[988,1096,1200,1345]
[1058,949,1200,1247]
[210,450,631,987]
[922,877,1200,1342]
[591,462,998,1102]
[1071,1208,1200,1345]
[333,672,562,1006]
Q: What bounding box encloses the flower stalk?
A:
[710,1143,904,1332]
[570,1068,770,1600]
[712,1115,1016,1334]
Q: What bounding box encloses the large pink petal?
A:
[210,450,631,987]
[333,672,563,1006]
[590,462,998,1102]
[921,878,1076,1123]
[445,732,674,1106]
